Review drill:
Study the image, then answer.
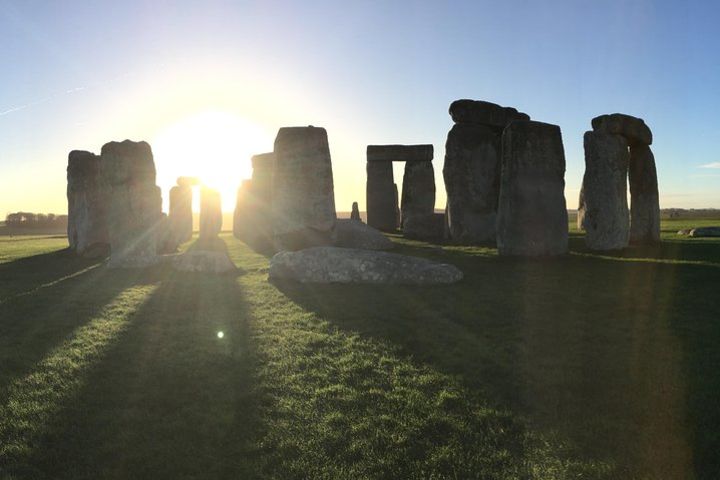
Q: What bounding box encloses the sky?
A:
[1,0,719,215]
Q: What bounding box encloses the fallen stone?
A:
[689,227,720,237]
[366,144,433,162]
[449,99,529,129]
[269,247,463,284]
[401,161,435,228]
[592,113,652,146]
[443,123,501,243]
[496,121,569,256]
[579,131,630,250]
[67,150,108,256]
[172,250,237,273]
[335,219,394,250]
[273,127,336,250]
[403,213,445,241]
[629,144,661,244]
[366,161,398,232]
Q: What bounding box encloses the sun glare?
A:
[152,111,274,211]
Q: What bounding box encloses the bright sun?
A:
[152,111,274,211]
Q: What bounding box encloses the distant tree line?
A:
[4,212,68,229]
[662,208,720,219]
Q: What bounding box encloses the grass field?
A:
[1,219,719,479]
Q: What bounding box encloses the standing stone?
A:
[200,187,222,240]
[496,121,568,256]
[366,161,397,232]
[234,153,275,251]
[401,161,435,228]
[169,184,193,244]
[577,186,586,231]
[101,140,162,267]
[272,126,336,250]
[394,184,401,229]
[629,144,661,244]
[444,124,501,243]
[67,150,108,257]
[350,202,361,221]
[579,131,630,250]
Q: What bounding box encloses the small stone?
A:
[350,202,361,221]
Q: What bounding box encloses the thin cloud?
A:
[699,162,720,169]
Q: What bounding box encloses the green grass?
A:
[1,220,719,479]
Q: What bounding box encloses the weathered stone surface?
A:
[401,161,435,227]
[689,227,720,237]
[172,250,237,273]
[497,121,569,256]
[403,213,445,241]
[67,150,108,256]
[629,144,661,244]
[335,219,394,250]
[101,140,162,267]
[269,247,463,284]
[200,187,222,240]
[177,176,200,187]
[592,113,652,146]
[366,144,433,162]
[169,185,193,245]
[449,99,529,128]
[350,202,361,221]
[579,131,630,250]
[234,153,275,252]
[272,127,336,250]
[366,161,397,232]
[443,124,501,243]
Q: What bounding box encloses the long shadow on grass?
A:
[273,241,719,479]
[14,256,264,479]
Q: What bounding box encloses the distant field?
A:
[1,219,719,479]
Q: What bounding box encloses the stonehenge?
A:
[66,150,108,257]
[579,113,659,249]
[444,99,529,243]
[496,121,569,256]
[365,144,435,238]
[579,132,630,250]
[199,187,222,240]
[100,140,163,267]
[272,126,337,251]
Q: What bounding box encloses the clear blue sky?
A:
[1,0,719,214]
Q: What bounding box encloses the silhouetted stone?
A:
[199,187,222,240]
[579,131,630,250]
[592,113,652,146]
[269,247,463,284]
[169,185,193,245]
[443,124,501,243]
[401,161,435,228]
[335,219,394,250]
[402,213,445,241]
[689,226,720,237]
[67,150,108,257]
[350,202,361,221]
[497,121,568,256]
[177,176,200,187]
[366,161,397,232]
[366,144,434,162]
[272,127,336,250]
[449,99,529,129]
[156,213,178,254]
[577,186,586,231]
[101,140,162,267]
[629,144,661,244]
[234,153,275,252]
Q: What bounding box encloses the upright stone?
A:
[67,150,108,256]
[101,140,162,267]
[234,153,275,251]
[169,185,193,244]
[497,121,568,256]
[366,161,397,232]
[200,187,222,240]
[579,131,630,250]
[401,161,435,228]
[350,202,361,221]
[272,126,336,250]
[444,124,501,243]
[629,144,661,244]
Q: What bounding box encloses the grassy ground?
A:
[0,219,719,479]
